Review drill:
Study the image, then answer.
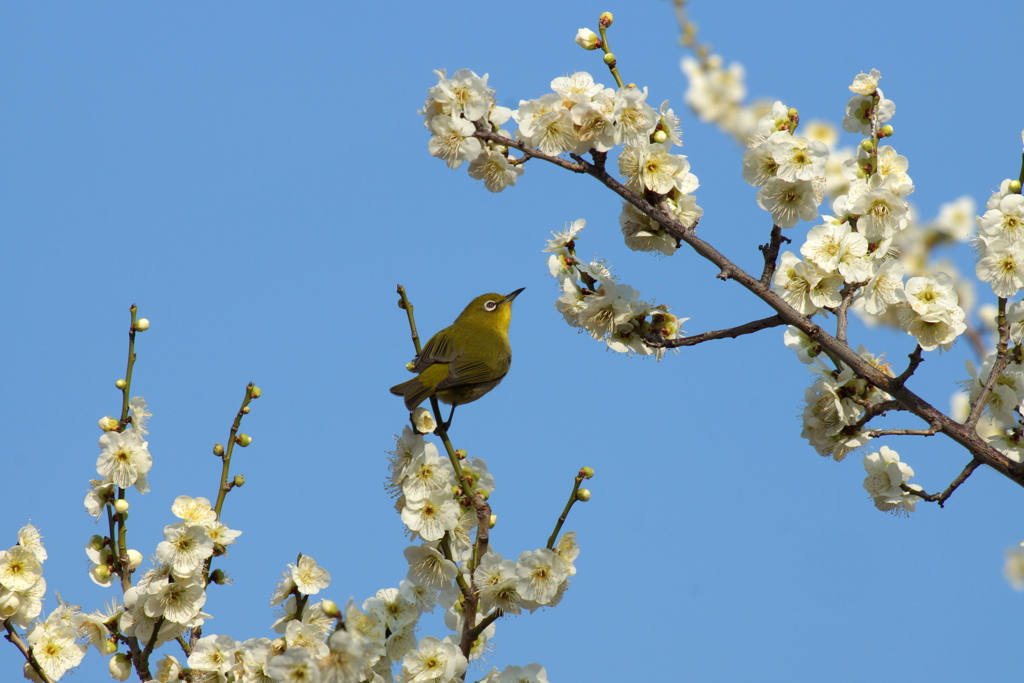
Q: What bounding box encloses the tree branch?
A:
[902,458,981,507]
[643,314,785,348]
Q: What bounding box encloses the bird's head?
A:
[456,288,525,332]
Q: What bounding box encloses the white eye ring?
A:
[484,300,497,311]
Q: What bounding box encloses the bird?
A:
[390,288,525,430]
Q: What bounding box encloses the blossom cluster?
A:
[974,180,1024,299]
[862,446,922,515]
[681,54,774,144]
[543,219,687,359]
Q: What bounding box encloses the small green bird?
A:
[390,288,525,429]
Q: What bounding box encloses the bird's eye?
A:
[484,300,497,311]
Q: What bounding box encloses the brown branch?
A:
[643,314,785,348]
[848,400,904,432]
[966,299,1011,431]
[4,620,54,683]
[835,284,857,344]
[866,427,940,437]
[473,126,585,174]
[758,224,790,285]
[893,345,924,388]
[901,458,981,507]
[479,131,1024,489]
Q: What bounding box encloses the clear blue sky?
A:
[2,2,1023,681]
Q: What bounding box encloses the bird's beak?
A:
[501,287,526,305]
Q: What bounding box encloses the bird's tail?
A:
[389,378,433,411]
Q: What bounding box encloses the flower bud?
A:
[859,139,875,153]
[241,406,250,414]
[599,11,613,27]
[250,385,262,399]
[213,443,225,456]
[109,653,132,681]
[210,569,228,585]
[579,466,595,479]
[475,489,490,501]
[603,53,616,66]
[651,129,668,144]
[114,499,130,514]
[235,433,252,447]
[271,638,287,656]
[233,474,245,487]
[99,416,120,432]
[0,590,21,617]
[321,599,340,618]
[91,564,112,584]
[575,28,601,50]
[126,549,143,570]
[576,488,592,502]
[455,449,468,460]
[489,514,497,528]
[103,638,119,655]
[133,318,150,332]
[878,124,894,138]
[115,379,127,390]
[1009,180,1022,194]
[412,407,436,434]
[405,362,416,371]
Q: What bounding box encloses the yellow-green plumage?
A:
[390,289,524,419]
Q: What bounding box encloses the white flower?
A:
[772,136,828,182]
[268,646,322,683]
[800,222,869,281]
[515,549,569,605]
[1005,547,1024,590]
[544,219,586,252]
[430,69,490,122]
[0,546,42,592]
[550,72,603,100]
[612,86,658,145]
[618,142,690,195]
[862,446,921,515]
[292,555,330,595]
[934,196,975,241]
[323,630,370,683]
[17,525,46,563]
[755,101,795,138]
[842,91,895,135]
[468,150,524,193]
[619,202,678,256]
[977,239,1024,298]
[850,187,907,240]
[500,664,550,683]
[188,633,238,674]
[96,426,152,489]
[155,523,214,578]
[577,281,641,340]
[401,447,455,502]
[849,69,881,95]
[27,620,86,680]
[402,490,460,542]
[978,193,1024,245]
[772,251,842,315]
[144,575,207,624]
[756,178,820,228]
[428,115,483,170]
[404,544,458,589]
[783,326,821,364]
[401,636,466,683]
[876,146,913,196]
[128,396,152,434]
[170,495,217,526]
[474,552,521,615]
[857,259,906,315]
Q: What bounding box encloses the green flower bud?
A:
[455,449,468,460]
[213,443,225,456]
[241,405,250,414]
[489,514,497,528]
[475,489,490,501]
[133,318,150,332]
[321,599,340,618]
[98,416,120,432]
[603,52,616,66]
[233,474,245,487]
[90,534,105,551]
[859,139,875,152]
[878,124,894,138]
[235,433,252,447]
[599,11,613,27]
[1009,180,1022,194]
[250,385,262,399]
[210,569,228,585]
[115,379,127,390]
[576,488,592,502]
[575,28,601,50]
[579,466,595,479]
[109,653,132,681]
[114,499,129,514]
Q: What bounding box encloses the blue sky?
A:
[2,1,1023,681]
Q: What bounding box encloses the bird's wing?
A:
[410,326,463,373]
[435,354,510,390]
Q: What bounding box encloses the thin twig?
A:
[643,314,784,348]
[865,427,940,437]
[901,458,980,507]
[758,225,789,285]
[4,619,54,683]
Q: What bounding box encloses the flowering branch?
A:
[643,314,785,348]
[3,619,54,683]
[546,468,593,550]
[901,458,981,507]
